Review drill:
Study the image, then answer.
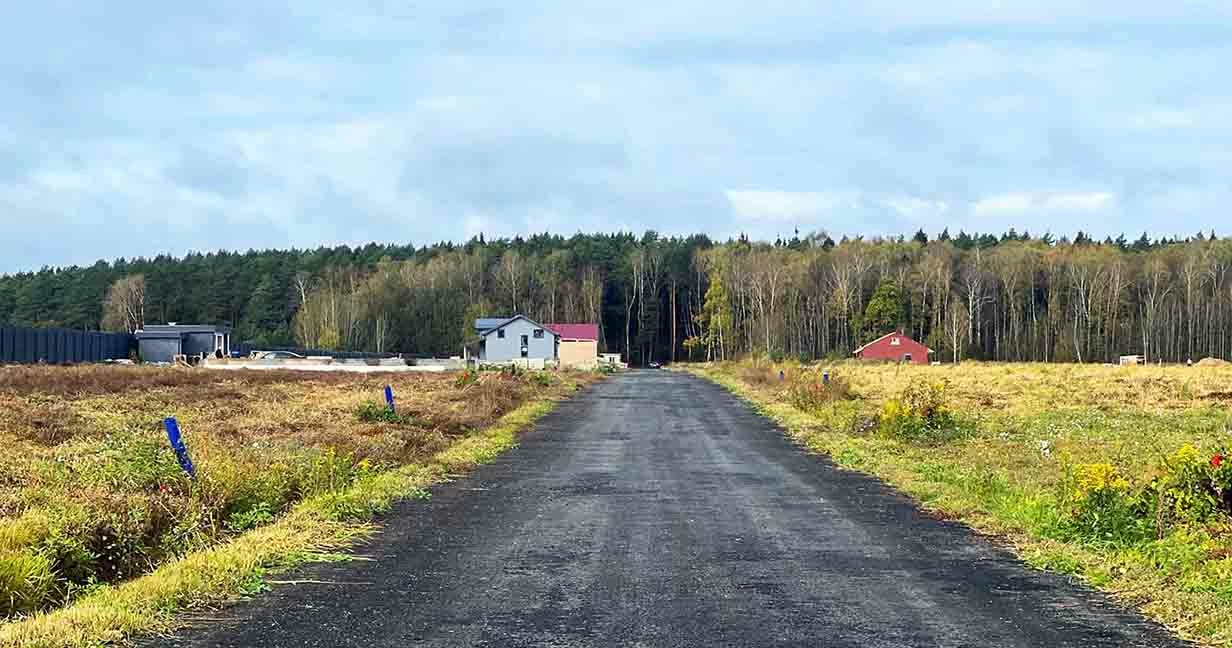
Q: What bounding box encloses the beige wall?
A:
[559,339,598,368]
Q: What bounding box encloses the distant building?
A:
[1119,354,1145,366]
[471,315,559,364]
[853,332,931,365]
[546,323,600,368]
[136,324,231,364]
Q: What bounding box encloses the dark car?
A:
[648,361,662,369]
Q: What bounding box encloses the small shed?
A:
[136,324,231,363]
[853,332,931,365]
[1119,355,1145,366]
[546,323,599,368]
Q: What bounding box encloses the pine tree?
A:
[861,280,905,338]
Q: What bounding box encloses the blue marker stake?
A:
[384,385,396,414]
[163,417,196,479]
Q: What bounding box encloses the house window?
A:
[904,353,913,362]
[891,337,901,345]
[497,329,505,339]
[533,329,544,339]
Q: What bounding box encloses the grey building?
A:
[135,324,231,363]
[472,315,558,362]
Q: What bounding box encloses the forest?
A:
[2,229,1231,365]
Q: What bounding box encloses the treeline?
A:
[2,229,1231,363]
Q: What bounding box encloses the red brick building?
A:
[853,332,932,364]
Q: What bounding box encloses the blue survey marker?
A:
[163,417,196,479]
[385,385,396,413]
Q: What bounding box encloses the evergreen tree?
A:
[861,280,905,338]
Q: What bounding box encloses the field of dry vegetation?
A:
[690,359,1232,647]
[0,364,597,645]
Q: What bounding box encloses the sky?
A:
[2,2,1230,273]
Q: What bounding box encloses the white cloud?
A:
[1041,192,1115,211]
[725,190,862,223]
[972,193,1035,215]
[972,191,1115,216]
[883,197,950,222]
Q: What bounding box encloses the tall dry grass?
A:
[0,365,597,619]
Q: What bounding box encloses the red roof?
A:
[546,323,599,341]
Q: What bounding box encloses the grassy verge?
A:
[0,396,560,647]
[682,360,1232,647]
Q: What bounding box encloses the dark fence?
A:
[0,327,135,364]
[231,343,395,360]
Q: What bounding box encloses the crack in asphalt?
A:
[151,370,1189,647]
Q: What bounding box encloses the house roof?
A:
[476,315,557,338]
[545,323,599,341]
[134,331,184,340]
[852,332,934,354]
[474,317,510,333]
[140,324,230,333]
[136,324,230,339]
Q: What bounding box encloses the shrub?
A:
[1157,444,1232,524]
[876,378,963,442]
[225,502,274,533]
[740,362,780,386]
[454,369,479,388]
[594,364,615,375]
[786,371,853,411]
[527,371,556,387]
[1061,463,1155,545]
[355,401,411,425]
[1056,446,1232,546]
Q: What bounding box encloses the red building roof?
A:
[546,323,599,341]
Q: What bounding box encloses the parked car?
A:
[648,361,662,369]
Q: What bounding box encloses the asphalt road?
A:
[157,370,1186,647]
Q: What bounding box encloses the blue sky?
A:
[2,2,1230,272]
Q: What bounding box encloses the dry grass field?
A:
[0,364,598,645]
[689,359,1232,647]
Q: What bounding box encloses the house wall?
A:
[481,318,558,361]
[139,338,182,363]
[857,335,930,364]
[559,339,598,368]
[182,332,218,357]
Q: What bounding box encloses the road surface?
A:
[156,370,1185,647]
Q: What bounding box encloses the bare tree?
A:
[495,250,524,313]
[102,274,146,333]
